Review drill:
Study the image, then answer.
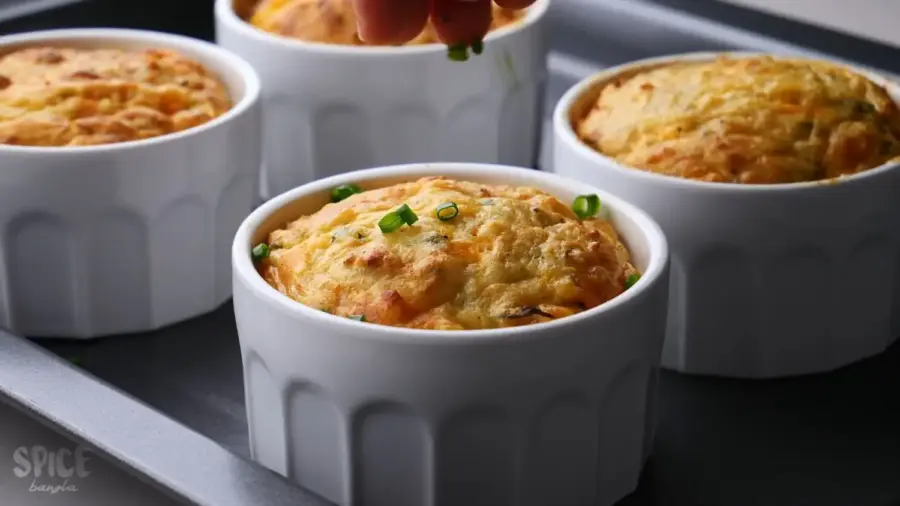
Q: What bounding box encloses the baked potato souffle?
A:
[577,55,900,184]
[254,176,640,330]
[248,0,523,45]
[0,47,232,147]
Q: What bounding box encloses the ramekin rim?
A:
[214,0,549,56]
[0,27,261,155]
[232,163,669,345]
[553,50,900,194]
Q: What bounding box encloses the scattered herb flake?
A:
[251,243,270,263]
[396,203,418,225]
[436,202,459,221]
[378,213,404,233]
[447,43,469,62]
[625,273,641,289]
[330,183,363,203]
[572,194,601,219]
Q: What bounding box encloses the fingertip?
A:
[493,0,537,8]
[353,0,430,45]
[431,0,492,46]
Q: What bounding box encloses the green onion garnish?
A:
[572,194,601,219]
[436,202,459,221]
[379,203,418,233]
[471,39,484,55]
[330,183,362,203]
[348,314,366,322]
[378,212,405,233]
[251,243,270,263]
[68,356,83,366]
[625,273,641,289]
[447,43,469,62]
[396,203,418,225]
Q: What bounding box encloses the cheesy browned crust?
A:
[0,47,232,147]
[258,176,638,330]
[248,0,523,46]
[576,55,900,184]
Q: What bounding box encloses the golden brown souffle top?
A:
[0,47,232,147]
[249,0,524,45]
[257,177,639,331]
[576,55,900,184]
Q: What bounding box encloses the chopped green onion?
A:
[251,243,270,263]
[378,212,405,233]
[348,314,366,322]
[396,203,418,225]
[447,43,469,62]
[436,202,459,221]
[572,194,601,219]
[379,203,418,233]
[68,356,83,366]
[330,183,362,203]
[625,273,641,289]
[471,39,484,55]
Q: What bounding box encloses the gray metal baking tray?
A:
[0,0,84,23]
[1,0,899,505]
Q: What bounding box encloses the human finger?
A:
[493,0,537,8]
[352,0,430,45]
[430,0,493,46]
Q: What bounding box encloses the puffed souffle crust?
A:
[0,46,231,147]
[256,176,639,330]
[576,55,900,184]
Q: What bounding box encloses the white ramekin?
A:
[554,52,900,378]
[214,0,549,199]
[232,162,670,506]
[0,28,262,339]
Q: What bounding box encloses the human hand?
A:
[352,0,537,46]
